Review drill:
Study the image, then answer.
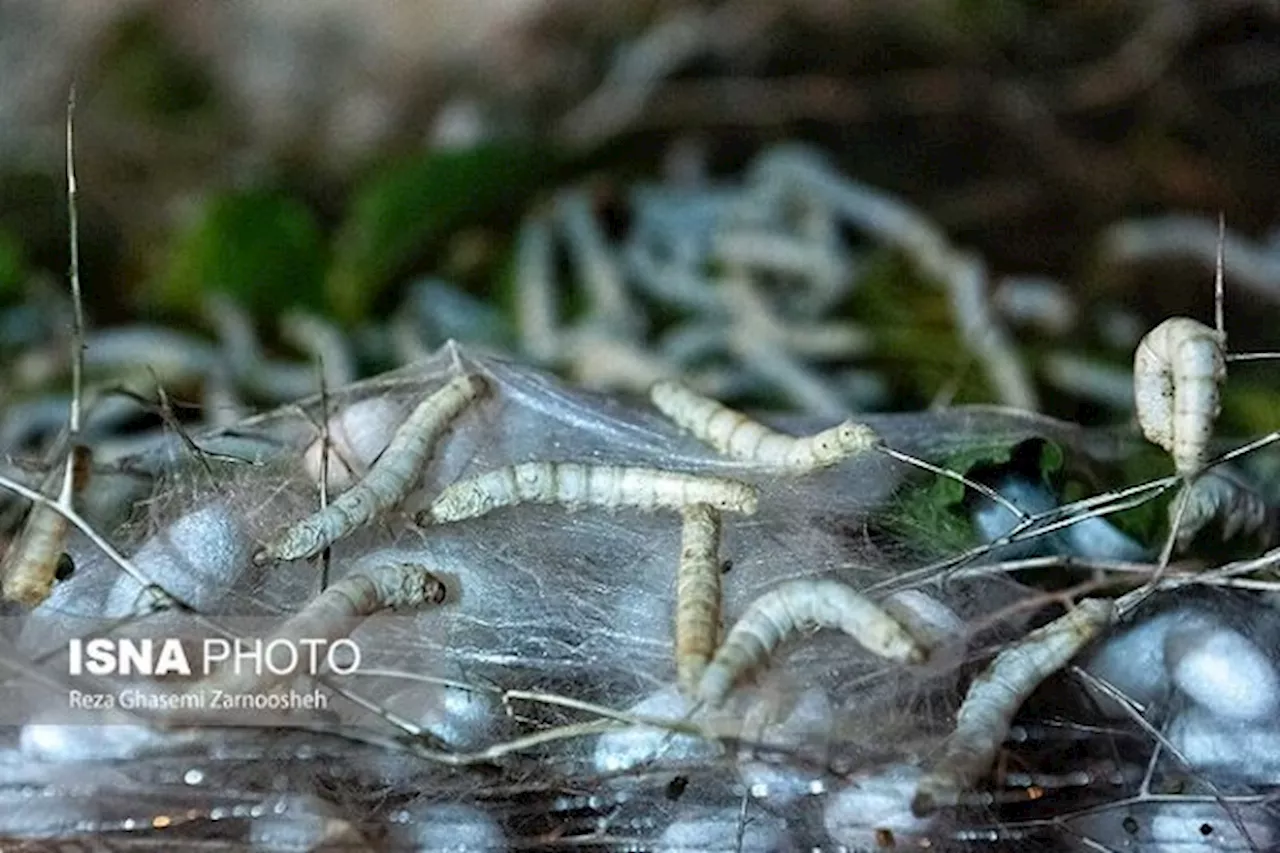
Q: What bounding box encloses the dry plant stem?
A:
[259,373,485,563]
[280,311,356,390]
[676,503,721,696]
[697,578,927,707]
[421,462,758,523]
[866,476,1178,595]
[63,86,86,446]
[316,357,332,590]
[198,562,446,697]
[2,91,92,608]
[911,598,1114,816]
[1069,665,1262,851]
[650,379,1028,519]
[1104,214,1280,306]
[0,445,91,605]
[0,471,165,598]
[0,455,445,751]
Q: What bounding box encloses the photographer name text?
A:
[68,686,328,712]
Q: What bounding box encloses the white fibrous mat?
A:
[1,344,1277,852]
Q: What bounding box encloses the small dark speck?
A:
[720,559,732,574]
[55,553,76,581]
[664,775,688,800]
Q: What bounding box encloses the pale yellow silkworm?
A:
[1133,317,1225,476]
[911,598,1114,816]
[676,503,722,696]
[696,578,927,707]
[259,374,485,563]
[649,379,878,472]
[418,462,758,524]
[201,562,447,696]
[1,445,92,606]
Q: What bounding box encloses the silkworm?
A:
[202,562,446,697]
[675,503,722,696]
[1133,317,1226,476]
[649,379,878,472]
[911,598,1114,815]
[1174,467,1275,551]
[278,310,357,390]
[258,374,485,563]
[1,444,92,606]
[557,189,633,330]
[419,462,758,524]
[514,217,560,364]
[696,579,927,707]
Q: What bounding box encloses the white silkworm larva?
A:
[696,579,927,707]
[911,597,1114,816]
[419,462,758,524]
[202,562,446,697]
[1,445,92,606]
[1133,317,1225,476]
[1175,467,1275,551]
[649,379,878,472]
[676,503,722,696]
[258,374,485,563]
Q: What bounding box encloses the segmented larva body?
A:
[696,579,927,707]
[1176,468,1275,551]
[202,562,446,696]
[676,503,722,696]
[1,445,92,606]
[259,374,485,563]
[419,462,758,524]
[1133,318,1225,476]
[911,598,1114,816]
[649,379,879,472]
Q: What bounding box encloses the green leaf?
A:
[326,144,559,322]
[928,437,1064,508]
[0,228,26,297]
[157,190,325,316]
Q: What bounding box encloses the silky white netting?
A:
[1,343,1277,852]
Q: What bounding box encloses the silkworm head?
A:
[836,421,879,453]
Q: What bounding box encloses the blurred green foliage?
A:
[929,437,1064,509]
[325,145,560,322]
[158,190,325,316]
[97,13,216,122]
[850,250,996,406]
[0,228,26,297]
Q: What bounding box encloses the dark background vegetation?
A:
[2,0,1279,422]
